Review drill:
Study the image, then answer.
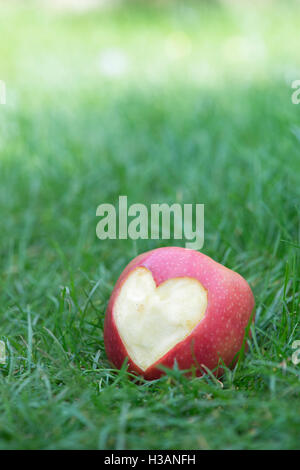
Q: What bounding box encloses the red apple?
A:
[104,247,255,380]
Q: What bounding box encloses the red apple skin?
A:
[104,247,255,380]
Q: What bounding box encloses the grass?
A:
[0,0,300,450]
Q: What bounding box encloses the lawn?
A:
[0,0,299,450]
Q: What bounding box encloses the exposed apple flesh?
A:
[114,267,208,371]
[104,247,255,380]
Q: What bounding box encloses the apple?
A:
[104,247,255,380]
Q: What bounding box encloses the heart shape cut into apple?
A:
[114,267,208,371]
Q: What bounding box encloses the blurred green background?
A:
[0,0,299,450]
